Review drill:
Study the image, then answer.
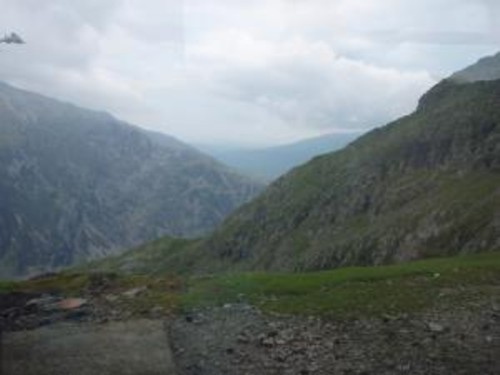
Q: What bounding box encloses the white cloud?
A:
[188,32,434,130]
[0,0,498,145]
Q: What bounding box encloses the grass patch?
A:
[181,252,500,318]
[0,281,18,293]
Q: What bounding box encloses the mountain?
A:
[451,51,500,83]
[0,82,261,278]
[101,52,500,276]
[196,59,500,272]
[199,132,361,182]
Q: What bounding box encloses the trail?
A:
[1,319,177,375]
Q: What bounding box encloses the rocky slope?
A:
[0,82,261,278]
[181,53,500,273]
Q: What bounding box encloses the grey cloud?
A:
[369,30,498,46]
[192,35,435,130]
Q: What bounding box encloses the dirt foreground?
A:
[1,319,177,375]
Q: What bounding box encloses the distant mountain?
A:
[0,82,261,278]
[199,133,361,181]
[103,52,500,276]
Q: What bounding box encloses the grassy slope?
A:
[195,79,500,272]
[181,251,500,318]
[79,237,200,275]
[4,252,500,319]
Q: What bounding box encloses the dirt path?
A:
[1,319,176,375]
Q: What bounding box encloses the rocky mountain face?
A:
[183,54,500,273]
[0,82,261,278]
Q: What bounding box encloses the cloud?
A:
[0,0,498,145]
[188,31,434,130]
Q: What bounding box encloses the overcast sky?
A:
[0,0,499,146]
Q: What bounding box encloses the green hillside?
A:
[198,78,499,272]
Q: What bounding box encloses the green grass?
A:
[181,252,500,318]
[0,280,18,293]
[4,252,500,320]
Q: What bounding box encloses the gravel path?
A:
[1,319,177,375]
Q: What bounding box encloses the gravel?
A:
[170,302,500,375]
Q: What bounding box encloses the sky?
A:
[0,0,499,147]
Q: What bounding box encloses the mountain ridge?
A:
[0,81,262,278]
[199,77,499,271]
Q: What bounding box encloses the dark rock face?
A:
[0,82,261,278]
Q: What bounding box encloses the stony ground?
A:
[1,278,499,374]
[170,302,500,375]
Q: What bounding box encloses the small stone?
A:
[267,330,279,338]
[382,313,397,322]
[237,334,250,344]
[398,363,411,371]
[150,306,163,316]
[261,337,275,348]
[25,295,61,312]
[58,298,87,310]
[428,322,445,333]
[122,286,147,298]
[104,294,119,302]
